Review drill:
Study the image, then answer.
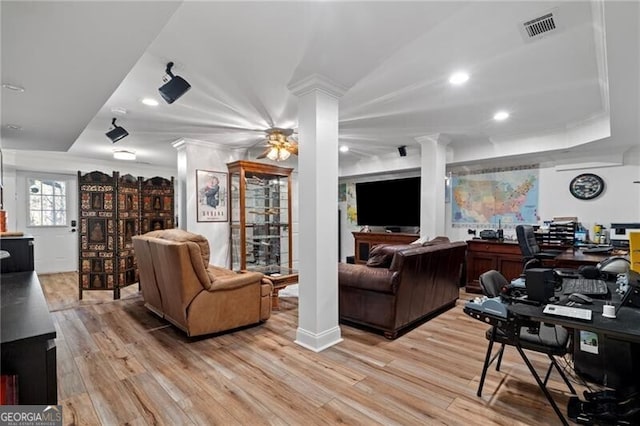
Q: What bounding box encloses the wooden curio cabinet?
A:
[227,161,293,271]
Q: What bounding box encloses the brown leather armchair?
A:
[133,229,272,337]
[339,239,467,339]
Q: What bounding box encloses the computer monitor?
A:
[616,269,640,314]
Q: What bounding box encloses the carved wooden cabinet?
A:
[465,239,524,293]
[352,232,419,264]
[227,161,293,271]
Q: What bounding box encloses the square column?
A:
[289,75,346,352]
[416,134,450,239]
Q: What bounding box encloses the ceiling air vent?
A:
[519,9,560,42]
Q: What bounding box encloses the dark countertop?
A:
[1,271,56,345]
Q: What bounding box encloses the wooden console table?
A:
[352,232,419,264]
[1,271,57,404]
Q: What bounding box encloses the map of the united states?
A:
[452,169,539,225]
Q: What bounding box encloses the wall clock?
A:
[569,173,605,200]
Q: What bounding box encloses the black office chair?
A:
[515,225,563,271]
[477,269,576,425]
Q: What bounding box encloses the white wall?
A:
[339,153,640,259]
[175,140,300,270]
[178,141,244,267]
[446,162,640,242]
[1,150,176,232]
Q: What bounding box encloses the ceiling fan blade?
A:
[256,147,271,159]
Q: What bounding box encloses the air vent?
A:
[524,13,556,37]
[519,8,561,42]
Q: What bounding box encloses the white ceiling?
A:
[2,1,638,170]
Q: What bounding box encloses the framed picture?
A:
[196,169,228,222]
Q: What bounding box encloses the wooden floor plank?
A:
[37,272,586,425]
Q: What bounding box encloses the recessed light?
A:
[110,107,128,115]
[141,98,159,107]
[2,83,25,92]
[449,72,469,85]
[339,146,349,153]
[5,124,22,130]
[113,150,136,161]
[493,111,509,121]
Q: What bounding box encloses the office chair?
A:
[516,225,563,270]
[476,270,576,425]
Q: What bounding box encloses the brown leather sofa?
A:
[338,239,467,339]
[132,229,272,337]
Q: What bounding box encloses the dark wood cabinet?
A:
[352,232,419,264]
[0,236,34,273]
[465,239,523,293]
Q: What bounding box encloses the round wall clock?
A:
[569,173,605,200]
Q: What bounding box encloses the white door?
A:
[16,171,78,273]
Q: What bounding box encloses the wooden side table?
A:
[246,266,299,310]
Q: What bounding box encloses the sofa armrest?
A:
[338,263,399,294]
[206,271,263,291]
[261,277,274,296]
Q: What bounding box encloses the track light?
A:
[398,145,407,157]
[158,62,191,104]
[105,118,128,143]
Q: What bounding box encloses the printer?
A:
[609,223,640,248]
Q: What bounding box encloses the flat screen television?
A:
[355,177,420,227]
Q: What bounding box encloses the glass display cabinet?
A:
[227,160,293,272]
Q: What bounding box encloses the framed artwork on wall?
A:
[196,169,228,222]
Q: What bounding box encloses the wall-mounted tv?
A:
[355,177,420,227]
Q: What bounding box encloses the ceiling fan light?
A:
[266,147,279,161]
[278,149,291,161]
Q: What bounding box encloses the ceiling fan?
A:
[256,128,299,161]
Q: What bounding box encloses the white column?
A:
[288,74,346,352]
[172,139,188,230]
[416,134,450,239]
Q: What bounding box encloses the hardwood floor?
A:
[39,272,585,425]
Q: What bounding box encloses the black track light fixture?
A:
[105,118,129,143]
[398,145,407,157]
[158,62,191,104]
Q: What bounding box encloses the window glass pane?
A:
[42,196,54,210]
[30,211,41,226]
[30,195,42,210]
[56,182,66,196]
[28,177,68,227]
[55,211,67,225]
[54,196,65,210]
[42,181,54,195]
[42,212,54,226]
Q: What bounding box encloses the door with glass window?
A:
[16,172,78,273]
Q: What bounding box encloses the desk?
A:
[509,285,640,423]
[553,249,609,269]
[509,300,640,344]
[465,242,608,293]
